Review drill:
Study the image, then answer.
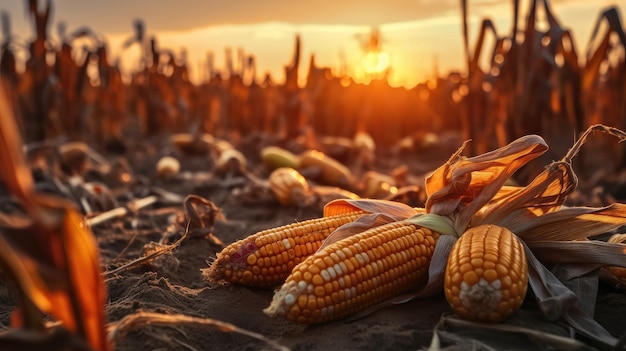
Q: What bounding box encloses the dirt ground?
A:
[1,132,626,351]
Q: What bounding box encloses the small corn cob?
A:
[444,224,528,323]
[155,156,180,179]
[360,171,397,199]
[204,211,365,287]
[264,220,440,324]
[268,167,314,207]
[299,150,355,188]
[261,146,301,170]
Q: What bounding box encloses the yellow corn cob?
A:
[204,211,365,287]
[268,167,313,206]
[444,224,528,323]
[264,220,440,324]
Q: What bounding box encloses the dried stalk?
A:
[103,221,189,279]
[107,311,289,351]
[87,195,158,227]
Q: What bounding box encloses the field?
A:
[1,0,626,350]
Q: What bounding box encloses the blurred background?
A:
[2,0,622,87]
[1,0,626,185]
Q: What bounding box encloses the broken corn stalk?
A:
[204,211,366,287]
[444,224,528,323]
[263,214,454,324]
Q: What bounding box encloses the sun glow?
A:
[362,51,389,76]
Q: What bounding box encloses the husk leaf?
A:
[425,134,548,234]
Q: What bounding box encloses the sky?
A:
[1,0,625,87]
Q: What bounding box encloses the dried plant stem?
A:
[87,195,158,227]
[563,124,626,164]
[103,222,189,279]
[111,230,139,264]
[107,311,289,351]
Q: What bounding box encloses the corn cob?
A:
[360,171,397,199]
[155,156,180,179]
[205,211,365,287]
[299,150,355,188]
[263,220,440,324]
[444,224,528,323]
[268,167,313,207]
[261,146,301,170]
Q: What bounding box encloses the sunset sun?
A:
[362,50,389,76]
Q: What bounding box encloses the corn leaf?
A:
[476,161,575,228]
[0,196,110,351]
[438,314,590,351]
[524,244,618,346]
[516,204,626,241]
[321,201,419,249]
[58,204,109,351]
[0,82,109,350]
[0,85,34,205]
[527,240,626,268]
[524,244,577,321]
[552,264,598,317]
[584,7,626,91]
[315,213,396,250]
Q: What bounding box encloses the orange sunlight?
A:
[362,51,390,76]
